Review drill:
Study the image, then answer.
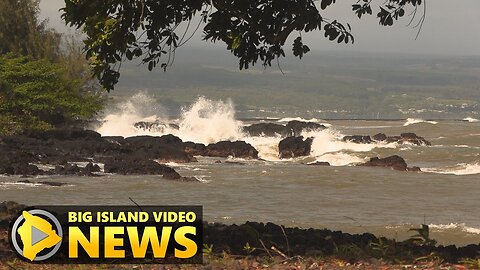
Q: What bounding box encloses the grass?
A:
[1,252,478,270]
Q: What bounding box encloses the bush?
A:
[0,54,103,134]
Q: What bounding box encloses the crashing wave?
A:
[403,118,438,126]
[423,162,480,175]
[96,94,243,144]
[95,93,401,166]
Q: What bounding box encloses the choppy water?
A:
[1,96,479,246]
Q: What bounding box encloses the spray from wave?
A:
[96,92,168,137]
[176,97,242,144]
[423,162,480,176]
[403,118,438,126]
[96,94,242,144]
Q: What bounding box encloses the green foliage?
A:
[415,252,443,265]
[61,0,424,91]
[369,238,393,258]
[0,0,61,61]
[0,0,104,135]
[333,243,367,262]
[408,224,437,246]
[203,244,214,257]
[460,257,480,269]
[0,55,103,135]
[243,242,257,255]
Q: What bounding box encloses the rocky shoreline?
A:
[0,201,478,266]
[0,120,431,182]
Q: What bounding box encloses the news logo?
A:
[11,209,63,261]
[9,206,203,264]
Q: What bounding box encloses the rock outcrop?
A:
[203,141,259,159]
[124,135,197,163]
[103,156,199,181]
[285,120,325,136]
[0,129,198,179]
[342,135,374,144]
[359,155,421,172]
[307,161,331,166]
[390,133,431,146]
[278,136,313,159]
[244,121,326,137]
[343,132,431,146]
[243,123,288,137]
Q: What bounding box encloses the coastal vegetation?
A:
[0,0,103,136]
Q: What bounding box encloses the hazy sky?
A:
[40,0,480,56]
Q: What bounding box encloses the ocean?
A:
[1,95,479,246]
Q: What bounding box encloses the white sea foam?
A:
[305,129,396,166]
[195,175,211,183]
[277,117,333,127]
[453,145,469,148]
[164,162,181,167]
[307,129,395,154]
[423,162,480,175]
[312,153,366,166]
[2,182,42,187]
[429,223,480,235]
[278,117,319,123]
[244,136,282,161]
[32,163,56,171]
[463,117,479,123]
[245,128,395,165]
[0,181,55,189]
[403,118,438,126]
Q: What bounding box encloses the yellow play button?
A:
[11,210,63,261]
